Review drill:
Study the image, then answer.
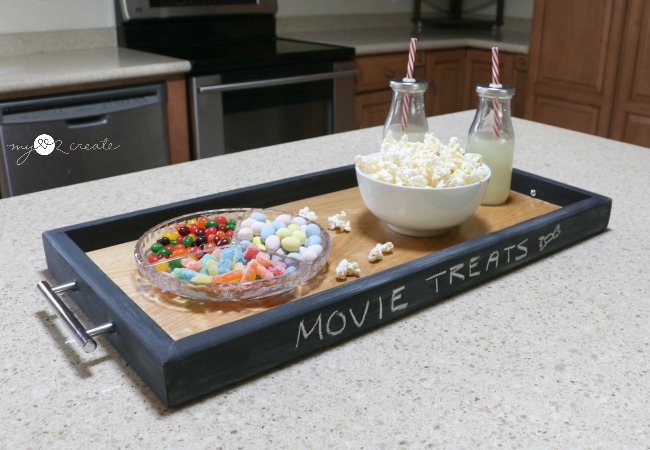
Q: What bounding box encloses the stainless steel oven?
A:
[115,0,357,159]
[190,62,355,157]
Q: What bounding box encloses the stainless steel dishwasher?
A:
[0,83,170,197]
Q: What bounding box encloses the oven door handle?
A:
[197,69,357,94]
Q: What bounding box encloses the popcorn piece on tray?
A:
[298,206,317,221]
[368,242,394,262]
[335,259,361,280]
[328,210,351,232]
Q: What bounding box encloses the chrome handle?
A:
[197,69,358,94]
[37,281,115,353]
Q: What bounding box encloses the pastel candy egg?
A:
[251,221,266,235]
[237,226,254,241]
[305,235,322,247]
[239,239,252,248]
[291,216,307,226]
[285,266,297,274]
[250,212,267,222]
[251,236,263,246]
[307,244,323,256]
[286,252,303,267]
[260,224,276,242]
[276,214,292,225]
[281,236,301,252]
[305,223,321,237]
[271,219,287,230]
[292,230,307,245]
[264,234,281,252]
[271,248,286,262]
[276,228,293,239]
[241,218,255,229]
[301,249,318,262]
[287,223,301,232]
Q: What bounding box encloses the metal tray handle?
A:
[37,281,115,353]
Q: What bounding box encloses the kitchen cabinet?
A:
[464,49,529,118]
[425,49,466,117]
[354,48,528,129]
[354,52,426,129]
[524,0,650,147]
[610,0,650,146]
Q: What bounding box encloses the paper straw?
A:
[401,38,418,132]
[490,46,501,138]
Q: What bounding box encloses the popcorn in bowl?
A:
[355,131,489,188]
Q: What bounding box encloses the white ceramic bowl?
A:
[355,161,491,237]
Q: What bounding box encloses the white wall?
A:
[276,0,534,19]
[0,0,115,34]
[0,0,533,34]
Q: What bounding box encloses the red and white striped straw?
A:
[490,46,501,138]
[401,38,418,132]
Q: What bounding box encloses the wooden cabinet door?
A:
[524,0,627,136]
[425,49,466,116]
[610,0,650,147]
[464,49,514,109]
[354,90,393,129]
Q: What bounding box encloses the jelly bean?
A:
[305,235,322,247]
[226,218,237,229]
[271,219,286,231]
[264,234,281,252]
[169,239,178,246]
[195,228,206,237]
[186,219,198,226]
[172,248,189,258]
[195,236,208,246]
[214,215,227,225]
[250,212,266,222]
[177,225,190,236]
[150,242,164,254]
[157,237,170,246]
[305,223,320,237]
[169,258,183,269]
[197,216,209,227]
[158,248,172,257]
[205,219,218,229]
[162,231,176,241]
[148,253,160,264]
[182,235,194,247]
[238,227,254,241]
[155,261,169,272]
[281,236,301,252]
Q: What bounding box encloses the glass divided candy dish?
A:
[134,208,331,301]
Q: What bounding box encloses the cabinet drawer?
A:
[355,53,425,93]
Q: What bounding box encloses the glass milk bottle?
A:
[467,83,515,205]
[383,79,428,142]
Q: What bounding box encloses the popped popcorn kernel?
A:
[335,259,361,280]
[368,242,394,262]
[355,132,489,188]
[298,206,317,221]
[328,210,352,232]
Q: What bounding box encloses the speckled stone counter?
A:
[0,47,190,95]
[281,26,530,55]
[1,111,648,448]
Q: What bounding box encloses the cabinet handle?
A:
[384,70,396,79]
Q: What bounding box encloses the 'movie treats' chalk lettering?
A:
[295,285,406,349]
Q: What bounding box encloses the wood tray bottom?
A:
[87,187,559,341]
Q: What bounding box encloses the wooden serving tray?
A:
[41,167,611,407]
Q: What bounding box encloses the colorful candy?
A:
[145,210,327,285]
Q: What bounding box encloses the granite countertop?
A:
[0,46,191,95]
[1,111,648,447]
[281,26,530,55]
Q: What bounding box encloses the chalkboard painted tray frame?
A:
[40,166,611,407]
